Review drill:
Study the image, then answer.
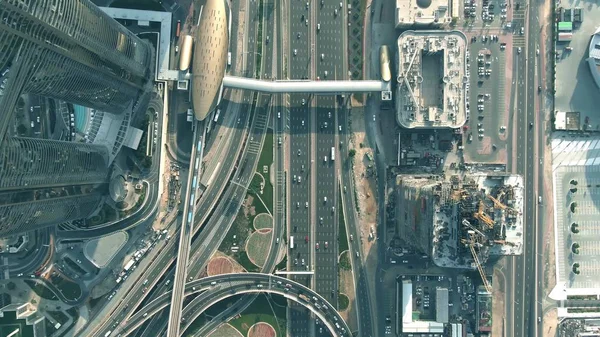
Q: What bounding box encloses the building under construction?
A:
[396,174,523,292]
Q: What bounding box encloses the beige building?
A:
[395,0,453,27]
[395,30,468,129]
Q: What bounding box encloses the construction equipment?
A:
[465,231,493,293]
[487,194,517,214]
[474,201,494,228]
[452,189,469,201]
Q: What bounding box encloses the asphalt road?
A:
[113,273,352,337]
[287,0,314,334]
[510,0,544,336]
[313,0,347,331]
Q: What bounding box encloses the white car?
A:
[278,111,281,118]
[301,99,305,105]
[294,49,297,56]
[302,120,305,126]
[373,114,376,121]
[517,47,522,54]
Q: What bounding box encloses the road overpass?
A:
[222,76,387,93]
[166,122,205,337]
[111,273,351,337]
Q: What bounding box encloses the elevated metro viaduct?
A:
[110,273,351,337]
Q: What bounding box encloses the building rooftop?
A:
[551,135,600,299]
[588,26,600,89]
[396,31,468,129]
[395,0,452,26]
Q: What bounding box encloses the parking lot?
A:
[457,0,518,164]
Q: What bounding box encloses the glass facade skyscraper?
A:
[0,0,154,236]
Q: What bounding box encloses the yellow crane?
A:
[474,201,494,228]
[487,194,517,214]
[465,231,493,293]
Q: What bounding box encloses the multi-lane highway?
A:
[287,0,314,334]
[508,0,546,336]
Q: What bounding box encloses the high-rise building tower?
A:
[0,0,154,236]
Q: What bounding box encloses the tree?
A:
[17,124,27,135]
[348,149,356,157]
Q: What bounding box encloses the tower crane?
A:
[464,231,493,293]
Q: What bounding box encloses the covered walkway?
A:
[222,76,387,93]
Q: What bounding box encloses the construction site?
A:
[396,173,523,293]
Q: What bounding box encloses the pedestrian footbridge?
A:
[223,76,387,93]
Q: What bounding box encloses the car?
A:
[277,111,281,118]
[293,49,297,56]
[294,259,298,265]
[331,206,335,213]
[302,120,305,126]
[301,164,305,171]
[297,149,301,156]
[266,36,269,43]
[334,8,338,16]
[301,98,305,105]
[296,202,300,208]
[328,111,331,118]
[373,114,376,121]
[324,70,328,77]
[324,122,328,128]
[319,217,323,224]
[517,47,521,54]
[339,125,342,131]
[402,260,408,263]
[317,23,321,31]
[520,27,524,35]
[305,19,308,26]
[301,259,305,266]
[305,201,308,208]
[321,53,324,61]
[529,122,533,128]
[316,242,320,249]
[297,32,301,39]
[478,128,485,133]
[538,86,542,93]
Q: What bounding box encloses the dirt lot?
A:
[338,267,358,332]
[543,308,558,337]
[209,251,246,275]
[207,256,235,276]
[248,322,276,337]
[348,97,380,313]
[491,266,507,337]
[348,97,378,255]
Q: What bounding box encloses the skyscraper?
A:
[0,0,154,236]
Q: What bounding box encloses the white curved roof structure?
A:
[222,76,387,93]
[588,26,600,89]
[191,0,228,120]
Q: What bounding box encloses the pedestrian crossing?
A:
[512,10,526,48]
[247,108,270,154]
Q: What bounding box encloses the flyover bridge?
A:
[109,273,351,337]
[222,76,387,93]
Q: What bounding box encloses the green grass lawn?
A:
[23,280,58,300]
[204,323,242,337]
[338,293,350,311]
[253,213,273,231]
[246,231,273,268]
[338,188,349,253]
[49,275,82,301]
[250,128,274,214]
[229,294,286,337]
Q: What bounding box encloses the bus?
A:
[290,236,294,249]
[331,147,335,161]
